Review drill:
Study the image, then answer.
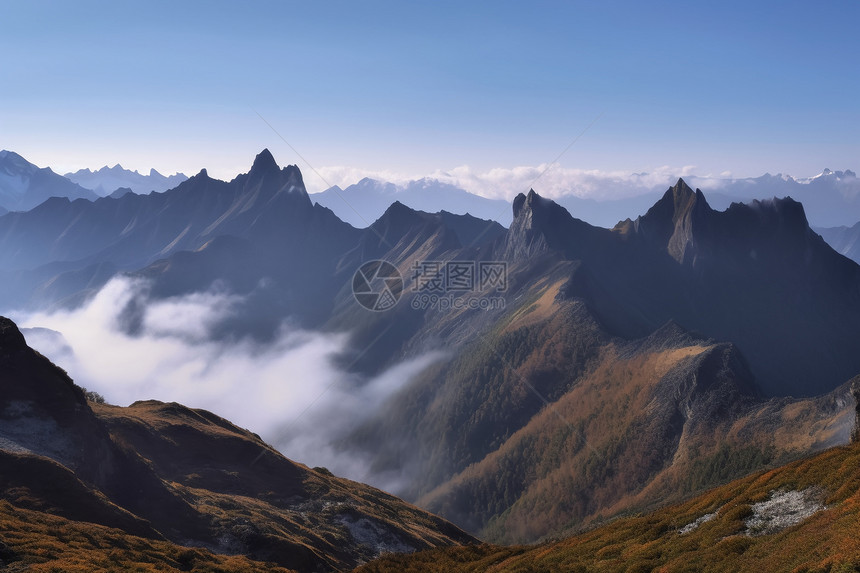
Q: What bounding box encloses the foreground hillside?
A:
[0,500,295,573]
[357,420,860,573]
[0,316,472,572]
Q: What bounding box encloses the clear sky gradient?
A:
[2,0,858,192]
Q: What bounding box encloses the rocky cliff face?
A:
[632,178,712,265]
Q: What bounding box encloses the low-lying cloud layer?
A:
[16,276,442,491]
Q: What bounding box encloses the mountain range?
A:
[65,163,188,196]
[0,150,98,212]
[2,149,860,566]
[313,178,513,228]
[312,168,860,230]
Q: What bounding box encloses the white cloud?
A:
[307,163,715,201]
[15,276,442,491]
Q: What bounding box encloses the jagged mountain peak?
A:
[511,189,570,222]
[505,189,587,259]
[511,188,546,219]
[250,148,279,174]
[631,179,713,263]
[653,178,710,223]
[242,150,310,207]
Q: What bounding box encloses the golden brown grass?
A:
[357,441,860,572]
[0,500,295,573]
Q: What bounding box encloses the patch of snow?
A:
[678,511,717,534]
[745,488,825,536]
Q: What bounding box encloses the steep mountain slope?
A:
[0,316,474,572]
[357,414,860,573]
[65,164,187,196]
[0,150,98,212]
[343,182,860,542]
[818,220,860,265]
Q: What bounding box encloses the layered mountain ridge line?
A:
[2,151,860,548]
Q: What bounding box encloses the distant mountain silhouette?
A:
[817,220,860,265]
[0,150,98,212]
[313,167,860,230]
[313,177,512,228]
[65,163,187,196]
[704,169,860,227]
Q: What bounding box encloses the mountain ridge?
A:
[64,162,188,196]
[0,150,98,212]
[0,315,474,572]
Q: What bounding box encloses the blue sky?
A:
[2,0,858,193]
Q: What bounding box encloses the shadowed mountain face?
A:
[0,316,474,572]
[0,150,98,212]
[502,180,860,397]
